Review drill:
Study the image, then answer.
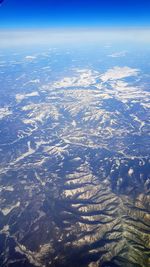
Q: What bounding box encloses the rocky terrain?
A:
[0,47,149,267]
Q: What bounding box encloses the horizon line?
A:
[0,26,150,31]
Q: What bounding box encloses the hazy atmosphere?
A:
[0,1,150,267]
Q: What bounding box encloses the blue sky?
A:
[0,0,150,28]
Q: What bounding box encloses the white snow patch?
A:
[53,69,98,88]
[100,66,139,82]
[16,91,39,103]
[0,107,12,119]
[128,168,134,176]
[25,56,37,60]
[1,201,20,216]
